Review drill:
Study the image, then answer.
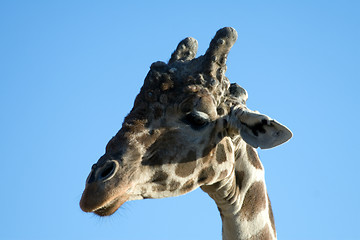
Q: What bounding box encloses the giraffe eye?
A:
[183,111,210,130]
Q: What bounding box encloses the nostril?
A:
[99,161,116,181]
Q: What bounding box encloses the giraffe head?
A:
[80,27,292,216]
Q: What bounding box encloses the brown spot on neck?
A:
[197,166,215,184]
[151,170,169,192]
[240,181,267,221]
[235,170,245,191]
[225,138,233,153]
[180,179,194,194]
[246,145,263,170]
[151,170,168,183]
[216,143,227,164]
[169,180,181,192]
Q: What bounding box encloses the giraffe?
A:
[80,27,292,240]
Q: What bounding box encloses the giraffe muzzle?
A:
[80,159,131,215]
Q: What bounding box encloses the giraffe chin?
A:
[93,196,128,217]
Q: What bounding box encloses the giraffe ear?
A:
[229,108,292,149]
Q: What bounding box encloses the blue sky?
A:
[1,1,359,239]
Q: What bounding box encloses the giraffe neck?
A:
[202,139,276,240]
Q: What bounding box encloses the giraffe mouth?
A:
[93,195,128,216]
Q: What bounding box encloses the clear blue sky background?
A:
[1,1,359,240]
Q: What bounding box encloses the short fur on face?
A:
[80,27,292,217]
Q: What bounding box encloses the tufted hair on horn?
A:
[169,37,198,64]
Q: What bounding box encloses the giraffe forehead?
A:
[130,87,220,132]
[131,59,240,128]
[140,59,231,107]
[179,91,218,119]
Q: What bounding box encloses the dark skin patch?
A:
[142,151,163,166]
[202,122,219,159]
[217,131,223,140]
[169,180,181,192]
[152,185,167,192]
[235,170,245,191]
[216,143,227,164]
[249,225,271,240]
[223,119,228,128]
[202,144,215,159]
[250,121,267,137]
[246,145,263,170]
[240,181,267,221]
[197,166,215,184]
[175,150,197,177]
[151,171,168,183]
[142,130,181,166]
[267,193,276,237]
[225,138,233,153]
[150,171,168,192]
[180,179,194,193]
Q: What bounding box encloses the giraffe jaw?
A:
[91,194,145,216]
[80,180,132,217]
[92,195,129,216]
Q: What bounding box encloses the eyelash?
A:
[183,112,209,130]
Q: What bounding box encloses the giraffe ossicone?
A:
[80,27,292,240]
